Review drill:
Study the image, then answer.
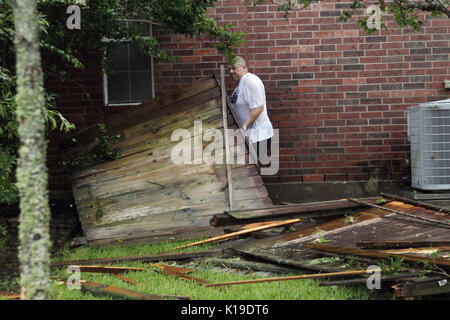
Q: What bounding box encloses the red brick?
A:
[303,174,324,182]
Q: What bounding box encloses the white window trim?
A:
[102,25,155,107]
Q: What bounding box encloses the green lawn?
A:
[49,239,373,300]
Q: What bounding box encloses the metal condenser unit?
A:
[408,99,450,190]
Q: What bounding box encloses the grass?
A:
[49,238,372,300]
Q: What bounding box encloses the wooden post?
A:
[220,65,234,210]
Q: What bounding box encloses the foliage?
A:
[0,1,76,204]
[90,123,121,162]
[62,123,121,168]
[246,0,449,33]
[0,0,246,204]
[36,0,245,67]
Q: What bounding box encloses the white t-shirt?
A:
[231,73,274,143]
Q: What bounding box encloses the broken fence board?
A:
[51,249,227,268]
[356,240,450,250]
[65,77,218,148]
[209,198,380,226]
[348,198,450,229]
[68,265,146,275]
[0,291,20,300]
[173,219,301,250]
[80,281,184,300]
[380,193,450,215]
[306,243,450,268]
[203,268,381,287]
[113,274,141,285]
[205,258,305,275]
[224,197,382,220]
[65,75,271,246]
[392,276,450,298]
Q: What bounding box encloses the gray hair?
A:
[235,56,247,67]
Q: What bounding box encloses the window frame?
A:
[102,23,155,107]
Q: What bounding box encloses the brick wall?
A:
[153,0,449,184]
[47,0,450,198]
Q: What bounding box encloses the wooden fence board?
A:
[64,75,272,245]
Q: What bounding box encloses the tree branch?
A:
[397,0,450,17]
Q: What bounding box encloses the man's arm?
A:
[243,105,264,131]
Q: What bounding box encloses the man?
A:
[229,56,274,163]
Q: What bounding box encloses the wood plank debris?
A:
[113,274,141,285]
[220,65,234,210]
[0,291,20,299]
[380,193,450,214]
[319,273,417,287]
[45,195,450,299]
[68,265,146,274]
[210,198,381,226]
[203,268,382,287]
[306,243,450,268]
[80,281,188,300]
[356,240,450,249]
[51,248,228,268]
[348,198,450,229]
[150,263,196,275]
[205,258,305,274]
[150,263,208,285]
[173,219,301,250]
[223,198,450,298]
[392,276,450,298]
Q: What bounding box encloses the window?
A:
[103,22,154,106]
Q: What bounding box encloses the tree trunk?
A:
[9,0,51,300]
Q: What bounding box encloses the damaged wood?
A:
[64,74,271,246]
[210,197,381,226]
[348,198,450,229]
[306,243,450,268]
[203,268,382,287]
[319,273,417,287]
[150,263,208,284]
[173,219,301,250]
[149,263,195,275]
[0,291,20,299]
[51,248,228,268]
[356,240,450,249]
[392,276,450,298]
[80,281,188,300]
[380,193,450,215]
[67,265,146,274]
[205,258,305,274]
[113,274,141,285]
[220,65,234,210]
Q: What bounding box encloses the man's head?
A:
[229,56,248,81]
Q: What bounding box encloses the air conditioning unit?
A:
[408,99,450,190]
